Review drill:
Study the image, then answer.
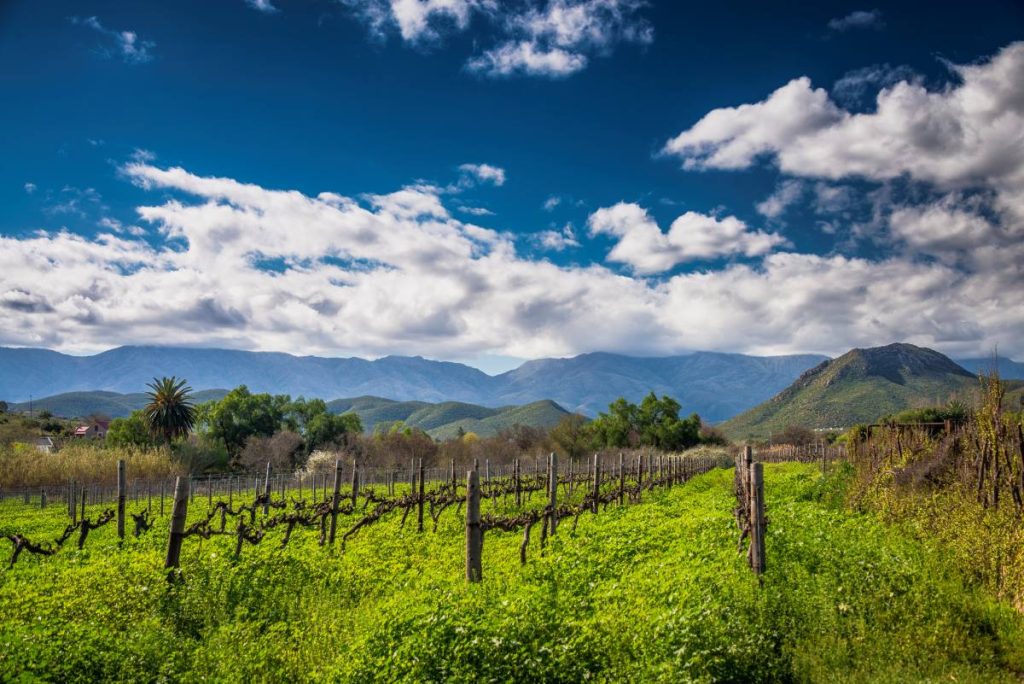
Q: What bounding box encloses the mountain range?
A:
[3,345,1021,427]
[0,345,831,422]
[8,389,569,440]
[720,343,1023,440]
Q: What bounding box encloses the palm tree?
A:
[144,376,197,444]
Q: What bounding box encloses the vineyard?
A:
[2,445,1024,682]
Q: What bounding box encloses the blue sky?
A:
[1,1,1023,371]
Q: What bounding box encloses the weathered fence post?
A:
[40,489,47,509]
[69,479,76,522]
[466,469,482,583]
[591,453,600,514]
[263,462,272,515]
[328,459,342,545]
[80,485,87,521]
[514,458,522,507]
[164,476,190,570]
[618,452,625,506]
[548,452,558,536]
[350,459,359,508]
[417,458,425,533]
[749,462,766,575]
[117,459,126,540]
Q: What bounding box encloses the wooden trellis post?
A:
[548,452,558,536]
[165,476,190,570]
[262,462,272,515]
[465,469,482,583]
[591,453,600,514]
[328,459,342,545]
[749,462,766,575]
[117,459,126,540]
[618,452,625,506]
[417,458,425,533]
[514,458,521,507]
[350,460,359,508]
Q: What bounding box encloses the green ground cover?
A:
[1,464,1022,683]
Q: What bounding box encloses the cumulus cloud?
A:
[827,9,884,32]
[467,0,652,77]
[663,43,1024,189]
[831,63,919,107]
[71,16,155,64]
[654,41,1024,356]
[343,0,651,77]
[756,180,805,219]
[663,42,1024,250]
[587,202,788,274]
[543,195,562,211]
[2,160,1023,360]
[457,163,506,187]
[531,223,579,251]
[245,0,280,13]
[23,183,36,195]
[341,0,489,42]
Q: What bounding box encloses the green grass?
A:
[1,464,1022,682]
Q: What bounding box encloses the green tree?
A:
[106,410,154,447]
[589,398,640,448]
[305,412,362,453]
[0,400,7,414]
[284,397,330,433]
[202,385,288,457]
[589,393,701,451]
[144,376,197,444]
[637,393,701,450]
[549,413,591,460]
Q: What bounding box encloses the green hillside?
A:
[10,389,227,419]
[720,343,978,440]
[10,389,568,439]
[328,396,570,438]
[426,400,571,440]
[325,396,432,432]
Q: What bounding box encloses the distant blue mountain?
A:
[0,345,831,422]
[955,357,1024,380]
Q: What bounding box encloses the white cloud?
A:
[245,0,280,13]
[23,183,36,195]
[457,162,506,187]
[467,0,652,77]
[456,205,494,216]
[3,162,1024,361]
[72,16,155,64]
[466,41,587,77]
[832,64,919,107]
[343,0,650,77]
[532,223,579,251]
[663,42,1024,257]
[342,0,488,42]
[662,77,844,171]
[756,179,804,219]
[587,202,788,274]
[827,9,883,32]
[543,195,562,211]
[663,43,1024,189]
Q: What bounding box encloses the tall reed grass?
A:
[0,441,185,489]
[843,371,1024,610]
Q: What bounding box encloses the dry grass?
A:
[0,441,185,489]
[843,372,1024,610]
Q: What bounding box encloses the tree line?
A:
[103,377,721,473]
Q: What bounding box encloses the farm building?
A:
[73,420,110,439]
